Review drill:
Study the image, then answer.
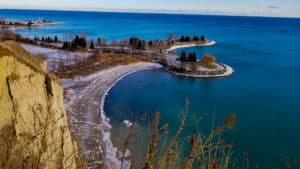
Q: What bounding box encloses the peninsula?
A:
[1,31,234,78]
[163,36,234,78]
[0,18,60,30]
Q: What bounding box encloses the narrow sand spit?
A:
[63,62,162,169]
[166,40,216,52]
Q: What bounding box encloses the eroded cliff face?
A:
[0,41,84,169]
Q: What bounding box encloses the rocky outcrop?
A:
[0,41,84,169]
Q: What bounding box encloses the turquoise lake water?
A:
[1,9,300,168]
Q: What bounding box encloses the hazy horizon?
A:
[1,0,300,18]
[1,7,300,19]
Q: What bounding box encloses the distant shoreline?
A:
[1,8,300,19]
[0,18,62,30]
[2,22,62,30]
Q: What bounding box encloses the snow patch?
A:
[123,120,133,128]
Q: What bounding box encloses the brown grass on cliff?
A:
[0,41,46,73]
[0,45,13,56]
[0,42,85,169]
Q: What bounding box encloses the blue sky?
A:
[1,0,300,17]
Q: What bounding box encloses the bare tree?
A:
[167,32,175,41]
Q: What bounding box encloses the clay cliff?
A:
[0,41,84,169]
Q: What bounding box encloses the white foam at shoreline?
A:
[62,62,162,169]
[98,63,162,169]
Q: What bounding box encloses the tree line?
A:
[179,51,197,62]
[179,35,205,42]
[33,36,58,43]
[1,30,208,53]
[129,37,147,50]
[179,51,217,68]
[62,35,87,50]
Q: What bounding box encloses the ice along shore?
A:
[62,62,162,169]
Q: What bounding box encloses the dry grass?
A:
[200,54,217,69]
[0,45,13,56]
[142,98,236,169]
[0,105,85,169]
[0,31,20,41]
[54,52,150,79]
[98,52,150,66]
[0,41,46,73]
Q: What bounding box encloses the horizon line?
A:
[1,7,300,19]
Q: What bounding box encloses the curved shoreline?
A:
[63,62,162,169]
[165,40,235,78]
[99,63,162,169]
[58,39,229,168]
[165,64,234,78]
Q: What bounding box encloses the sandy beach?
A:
[62,62,162,169]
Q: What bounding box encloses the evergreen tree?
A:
[180,51,187,62]
[187,52,192,62]
[148,41,153,48]
[47,37,51,43]
[27,21,33,26]
[191,52,197,62]
[79,37,87,48]
[186,52,197,62]
[89,40,95,49]
[193,36,199,41]
[129,37,146,50]
[179,36,185,42]
[71,35,87,48]
[62,41,71,49]
[54,36,58,43]
[71,35,80,48]
[33,36,39,42]
[185,36,191,42]
[200,35,205,42]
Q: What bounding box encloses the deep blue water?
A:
[1,9,300,168]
